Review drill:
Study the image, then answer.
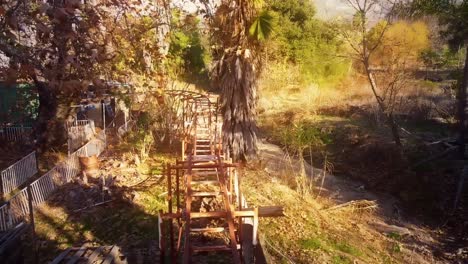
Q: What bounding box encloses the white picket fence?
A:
[0,131,106,231]
[0,126,33,142]
[67,120,96,154]
[0,152,37,196]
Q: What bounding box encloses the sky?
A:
[314,0,355,19]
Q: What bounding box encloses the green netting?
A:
[0,82,38,124]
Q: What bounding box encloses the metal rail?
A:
[0,152,37,196]
[0,126,33,142]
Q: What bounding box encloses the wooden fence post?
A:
[0,171,3,200]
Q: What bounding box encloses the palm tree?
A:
[208,0,272,160]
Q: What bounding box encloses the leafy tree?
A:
[371,21,430,67]
[265,0,349,81]
[167,10,210,84]
[0,1,170,147]
[340,0,405,147]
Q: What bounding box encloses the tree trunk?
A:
[457,45,468,159]
[221,55,258,161]
[387,113,402,147]
[364,60,402,147]
[33,79,58,150]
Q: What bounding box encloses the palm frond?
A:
[249,10,274,41]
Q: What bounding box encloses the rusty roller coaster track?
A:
[159,90,283,264]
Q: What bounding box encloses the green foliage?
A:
[264,0,350,83]
[167,10,210,84]
[420,46,464,69]
[387,232,402,241]
[420,49,447,69]
[136,112,152,130]
[390,242,402,253]
[300,237,323,250]
[334,241,362,256]
[0,83,38,123]
[249,11,274,41]
[113,15,160,76]
[279,121,332,152]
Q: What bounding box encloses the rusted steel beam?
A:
[244,206,285,217]
[215,155,242,264]
[160,206,284,220]
[169,163,238,170]
[182,155,193,264]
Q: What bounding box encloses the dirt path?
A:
[257,139,453,264]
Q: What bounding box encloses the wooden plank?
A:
[0,223,28,254]
[50,248,74,264]
[86,246,106,263]
[190,227,226,233]
[192,245,232,253]
[190,211,226,219]
[171,162,234,169]
[102,245,119,264]
[191,191,222,197]
[66,244,88,264]
[190,180,219,185]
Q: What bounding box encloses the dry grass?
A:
[242,168,407,264]
[258,65,374,116]
[258,64,452,123]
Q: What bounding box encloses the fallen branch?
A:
[127,174,154,188]
[325,200,378,212]
[73,200,114,213]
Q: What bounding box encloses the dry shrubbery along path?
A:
[257,64,466,263]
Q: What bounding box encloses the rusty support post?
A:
[182,155,193,264]
[217,155,242,264]
[167,164,172,213]
[167,164,175,262]
[176,171,180,214]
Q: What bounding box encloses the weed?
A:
[387,232,402,241]
[300,237,323,250]
[333,241,362,257]
[332,255,353,264]
[136,162,152,175]
[390,242,402,254]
